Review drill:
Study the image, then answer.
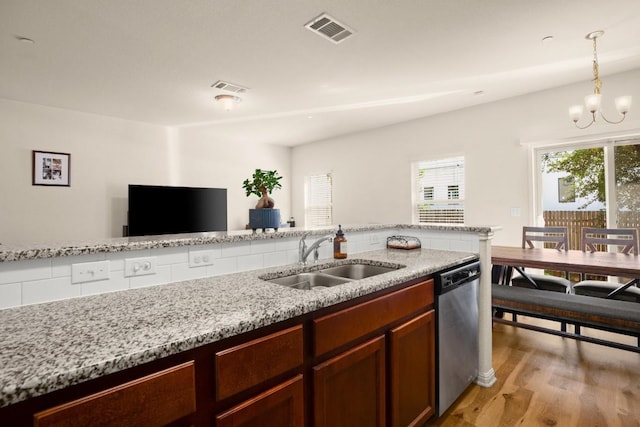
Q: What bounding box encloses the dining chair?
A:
[581,227,638,255]
[510,226,572,294]
[573,227,640,302]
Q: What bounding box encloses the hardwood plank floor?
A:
[427,317,640,427]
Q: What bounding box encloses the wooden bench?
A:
[492,283,640,353]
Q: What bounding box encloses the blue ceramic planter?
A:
[249,208,281,232]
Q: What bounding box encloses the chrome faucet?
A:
[299,233,334,264]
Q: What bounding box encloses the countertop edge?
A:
[0,223,500,262]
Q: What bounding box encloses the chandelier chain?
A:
[592,37,601,95]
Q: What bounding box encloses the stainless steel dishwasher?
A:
[434,259,481,416]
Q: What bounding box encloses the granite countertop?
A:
[0,223,498,262]
[0,248,477,408]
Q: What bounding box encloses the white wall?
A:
[177,126,292,231]
[3,69,638,245]
[291,69,640,246]
[0,99,292,243]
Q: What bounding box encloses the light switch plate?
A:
[125,257,157,277]
[71,260,110,284]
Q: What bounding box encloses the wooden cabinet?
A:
[313,336,386,427]
[312,279,435,427]
[215,375,304,427]
[389,310,436,427]
[33,362,196,427]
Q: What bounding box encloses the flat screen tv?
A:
[127,185,227,237]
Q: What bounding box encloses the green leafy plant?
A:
[242,169,282,204]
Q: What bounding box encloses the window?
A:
[413,157,465,224]
[305,173,333,226]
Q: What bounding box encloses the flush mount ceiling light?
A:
[215,94,241,111]
[569,30,632,129]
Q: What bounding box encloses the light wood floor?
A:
[427,317,640,427]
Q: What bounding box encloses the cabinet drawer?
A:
[216,375,304,427]
[215,325,303,400]
[33,361,196,427]
[314,280,433,356]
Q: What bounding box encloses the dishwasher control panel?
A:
[435,260,481,294]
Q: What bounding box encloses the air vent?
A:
[211,80,249,93]
[305,13,355,44]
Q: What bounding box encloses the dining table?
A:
[491,245,640,297]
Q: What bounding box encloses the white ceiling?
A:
[2,0,640,146]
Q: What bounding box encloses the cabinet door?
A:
[389,310,435,427]
[313,335,385,427]
[215,375,304,427]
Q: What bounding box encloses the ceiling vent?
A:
[305,13,355,44]
[211,80,249,93]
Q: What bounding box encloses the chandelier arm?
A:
[573,113,596,129]
[599,112,627,125]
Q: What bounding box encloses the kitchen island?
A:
[0,224,499,425]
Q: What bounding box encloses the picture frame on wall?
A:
[32,150,71,186]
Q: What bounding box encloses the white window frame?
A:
[412,156,465,224]
[304,173,333,226]
[527,132,640,228]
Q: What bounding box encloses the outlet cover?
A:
[125,257,157,277]
[189,249,215,267]
[71,260,110,284]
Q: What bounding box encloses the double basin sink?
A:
[262,261,405,290]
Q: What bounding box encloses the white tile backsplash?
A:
[22,276,79,305]
[237,254,265,272]
[209,257,238,276]
[0,229,482,309]
[263,251,288,268]
[0,258,51,285]
[220,241,252,258]
[251,240,276,254]
[129,265,171,289]
[0,283,21,309]
[171,262,209,282]
[82,273,130,296]
[155,246,191,265]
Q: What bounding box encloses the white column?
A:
[475,230,497,387]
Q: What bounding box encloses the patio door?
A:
[535,138,640,250]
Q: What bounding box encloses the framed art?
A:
[32,150,71,186]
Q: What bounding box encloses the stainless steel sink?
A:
[264,261,403,290]
[319,264,398,280]
[266,272,352,290]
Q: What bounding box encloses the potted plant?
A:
[242,169,283,209]
[243,169,283,232]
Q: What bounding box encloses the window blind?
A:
[306,173,333,226]
[414,157,465,224]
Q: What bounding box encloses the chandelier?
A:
[569,30,632,129]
